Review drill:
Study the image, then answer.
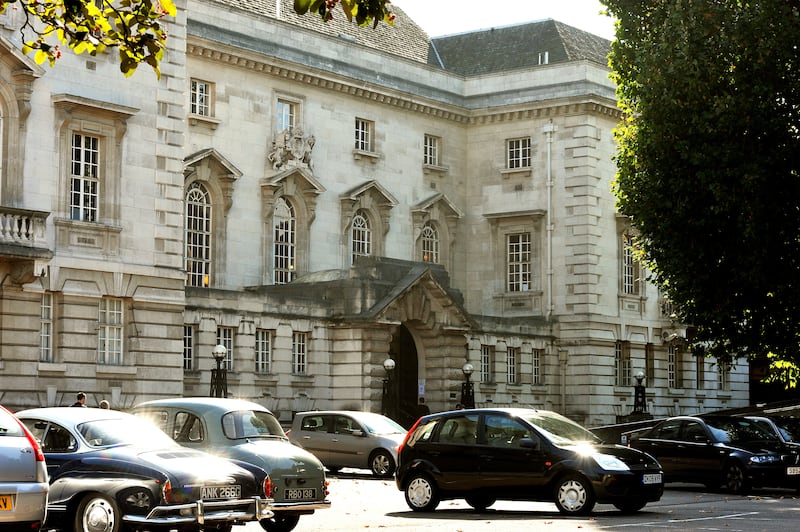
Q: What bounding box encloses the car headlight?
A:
[750,455,780,464]
[592,453,630,471]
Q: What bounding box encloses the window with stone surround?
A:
[216,327,234,371]
[615,341,632,387]
[646,343,655,385]
[292,331,307,375]
[183,325,195,371]
[532,348,543,385]
[190,79,213,117]
[480,344,494,384]
[98,297,123,365]
[423,134,440,166]
[507,232,532,292]
[506,346,520,384]
[717,360,731,391]
[40,293,54,363]
[621,232,641,295]
[506,137,531,169]
[276,98,297,133]
[354,118,374,152]
[351,210,372,264]
[273,197,296,284]
[420,222,439,263]
[696,354,705,389]
[185,181,212,287]
[70,133,99,222]
[668,342,683,388]
[255,329,273,374]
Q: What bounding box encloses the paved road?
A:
[243,469,800,532]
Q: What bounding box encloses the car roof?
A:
[295,410,392,419]
[134,397,274,414]
[16,407,132,423]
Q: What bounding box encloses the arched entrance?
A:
[386,324,419,428]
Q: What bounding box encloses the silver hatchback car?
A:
[0,405,48,531]
[289,411,406,478]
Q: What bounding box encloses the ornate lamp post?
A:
[209,344,228,398]
[460,362,475,409]
[382,358,396,418]
[632,370,647,415]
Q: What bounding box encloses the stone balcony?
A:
[0,206,52,279]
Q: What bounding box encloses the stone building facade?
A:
[0,0,749,427]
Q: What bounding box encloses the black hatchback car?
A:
[629,415,800,493]
[395,408,663,515]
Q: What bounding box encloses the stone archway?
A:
[386,324,419,428]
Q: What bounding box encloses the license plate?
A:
[0,494,13,511]
[788,467,800,476]
[642,473,662,485]
[285,488,316,500]
[202,485,241,499]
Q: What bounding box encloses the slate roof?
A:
[206,1,610,74]
[429,19,611,76]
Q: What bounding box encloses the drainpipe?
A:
[543,120,557,318]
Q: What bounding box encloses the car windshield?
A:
[522,411,600,445]
[78,417,179,448]
[358,414,406,435]
[705,417,778,444]
[770,418,800,443]
[222,410,286,440]
[0,408,24,437]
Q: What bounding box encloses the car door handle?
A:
[302,436,311,440]
[331,439,339,442]
[479,454,494,460]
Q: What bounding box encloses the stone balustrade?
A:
[0,207,49,248]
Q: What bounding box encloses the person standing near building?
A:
[417,397,431,417]
[71,392,87,407]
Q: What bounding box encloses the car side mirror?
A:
[693,434,709,443]
[351,429,365,437]
[519,437,540,451]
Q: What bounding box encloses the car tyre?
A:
[613,499,647,513]
[465,494,496,512]
[725,462,750,494]
[553,474,596,515]
[74,493,120,532]
[369,450,396,478]
[259,513,301,532]
[404,473,440,512]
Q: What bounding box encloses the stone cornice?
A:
[186,38,621,125]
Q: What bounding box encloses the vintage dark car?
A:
[132,398,329,532]
[395,408,664,515]
[17,407,274,532]
[630,415,800,493]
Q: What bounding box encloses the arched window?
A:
[351,210,371,264]
[185,182,212,287]
[273,197,296,284]
[421,222,439,263]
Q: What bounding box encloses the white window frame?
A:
[506,346,519,384]
[98,297,123,365]
[615,341,632,387]
[696,355,705,389]
[668,343,683,388]
[190,79,213,117]
[717,360,731,391]
[506,137,531,169]
[423,134,440,166]
[276,98,296,133]
[70,133,100,222]
[217,327,234,371]
[532,348,543,385]
[507,232,532,292]
[480,344,494,384]
[40,293,53,363]
[420,222,439,263]
[273,197,296,285]
[183,325,195,371]
[354,118,374,152]
[351,210,372,264]
[185,182,212,288]
[292,331,307,375]
[622,232,641,295]
[255,329,273,374]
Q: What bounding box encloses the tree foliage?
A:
[604,0,800,374]
[0,0,393,77]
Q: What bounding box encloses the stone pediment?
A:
[261,166,325,223]
[412,193,463,219]
[184,148,243,213]
[340,180,398,207]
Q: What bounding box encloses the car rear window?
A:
[0,407,24,437]
[222,410,285,439]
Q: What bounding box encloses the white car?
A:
[289,411,406,478]
[0,405,48,531]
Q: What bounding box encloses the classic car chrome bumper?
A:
[270,499,331,512]
[123,496,273,526]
